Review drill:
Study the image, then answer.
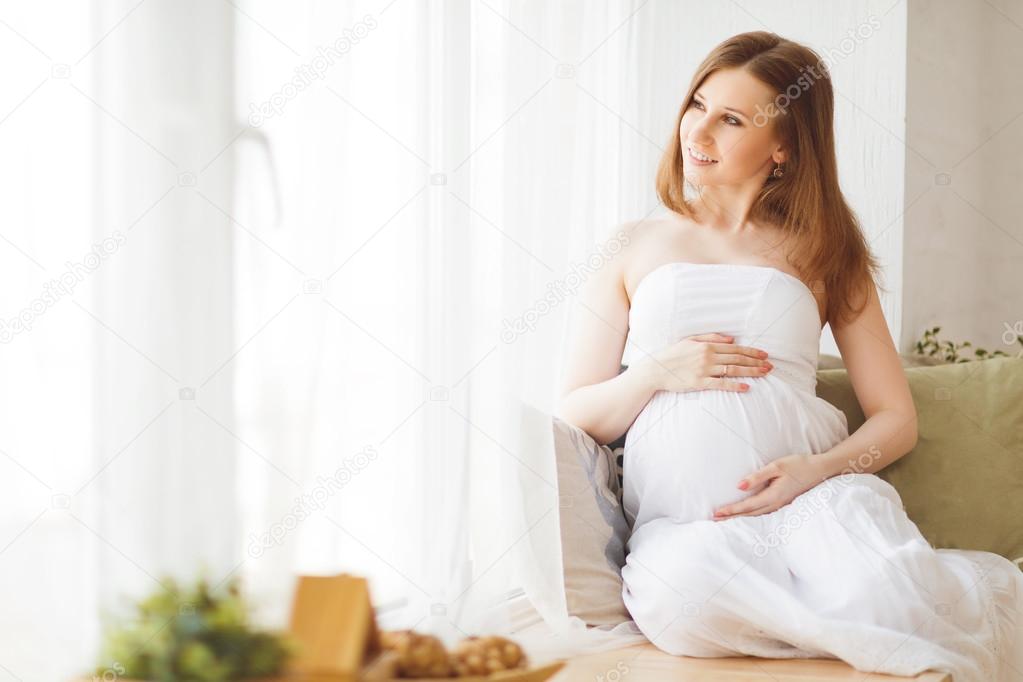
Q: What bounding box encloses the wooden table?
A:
[549,642,951,681]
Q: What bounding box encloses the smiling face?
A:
[680,67,787,187]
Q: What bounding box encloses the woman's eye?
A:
[690,100,740,125]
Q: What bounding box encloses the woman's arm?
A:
[558,366,658,446]
[808,280,919,480]
[555,228,655,446]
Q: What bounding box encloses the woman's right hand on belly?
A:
[636,333,773,393]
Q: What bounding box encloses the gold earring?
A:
[772,162,785,179]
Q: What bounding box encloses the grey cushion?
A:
[552,417,632,626]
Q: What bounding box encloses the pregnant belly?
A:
[622,376,847,528]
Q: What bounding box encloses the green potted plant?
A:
[90,576,295,681]
[912,325,1023,364]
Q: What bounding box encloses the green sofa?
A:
[815,356,1023,567]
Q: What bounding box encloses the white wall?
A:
[902,0,1023,356]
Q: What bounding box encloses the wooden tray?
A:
[74,574,562,682]
[361,650,565,681]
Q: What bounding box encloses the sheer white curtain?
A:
[1,2,240,680]
[0,1,730,678]
[228,0,662,652]
[228,0,446,626]
[0,3,100,678]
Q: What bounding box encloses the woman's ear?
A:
[772,148,787,164]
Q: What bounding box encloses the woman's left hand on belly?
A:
[711,453,823,520]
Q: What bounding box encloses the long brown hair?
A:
[655,31,884,329]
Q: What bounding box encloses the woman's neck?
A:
[690,182,763,234]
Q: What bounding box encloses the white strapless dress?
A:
[618,262,1023,681]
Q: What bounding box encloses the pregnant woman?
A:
[556,32,1022,681]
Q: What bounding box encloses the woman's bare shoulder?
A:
[614,215,686,259]
[590,217,664,281]
[604,215,666,247]
[616,215,694,296]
